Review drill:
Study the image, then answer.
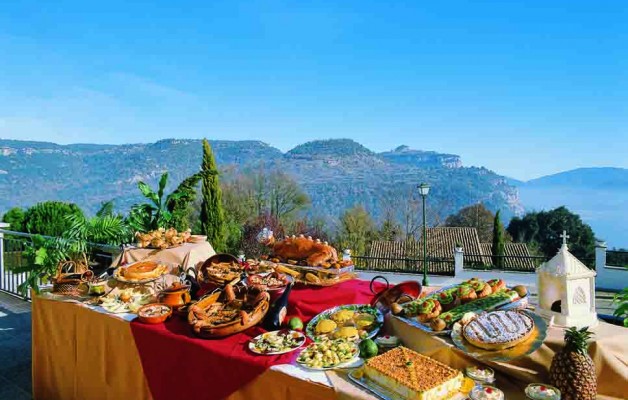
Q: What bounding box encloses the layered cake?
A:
[462,310,534,350]
[363,346,463,400]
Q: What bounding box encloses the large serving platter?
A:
[306,304,384,342]
[347,370,474,400]
[450,310,547,362]
[394,284,529,336]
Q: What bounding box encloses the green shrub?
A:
[2,207,26,231]
[24,201,84,237]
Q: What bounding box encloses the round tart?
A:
[463,310,534,351]
[118,261,167,281]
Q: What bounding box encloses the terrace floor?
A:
[0,276,620,400]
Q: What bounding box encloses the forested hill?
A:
[0,138,523,223]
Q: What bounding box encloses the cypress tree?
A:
[492,210,506,268]
[200,139,226,251]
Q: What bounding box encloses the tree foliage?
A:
[200,139,226,252]
[2,207,26,232]
[127,172,201,233]
[23,201,84,237]
[507,206,596,261]
[445,203,495,243]
[336,205,376,256]
[492,210,506,268]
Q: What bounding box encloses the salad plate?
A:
[249,330,306,355]
[296,339,360,370]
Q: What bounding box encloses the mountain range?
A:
[0,138,625,246]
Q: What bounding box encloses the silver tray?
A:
[306,304,384,342]
[394,284,530,336]
[450,310,548,362]
[348,370,472,400]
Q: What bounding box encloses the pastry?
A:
[334,326,359,340]
[117,261,167,281]
[462,310,535,350]
[417,299,442,323]
[430,318,447,332]
[436,289,460,311]
[486,279,506,293]
[512,285,528,298]
[315,319,338,334]
[331,309,355,324]
[469,280,492,299]
[363,346,464,400]
[457,285,478,303]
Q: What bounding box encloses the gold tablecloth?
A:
[31,295,333,400]
[112,241,215,272]
[32,291,627,400]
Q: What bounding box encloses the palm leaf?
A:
[138,181,160,206]
[157,172,169,204]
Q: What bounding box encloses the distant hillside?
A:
[516,167,628,247]
[0,138,523,229]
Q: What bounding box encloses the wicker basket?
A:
[52,256,93,296]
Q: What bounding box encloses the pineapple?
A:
[549,326,597,400]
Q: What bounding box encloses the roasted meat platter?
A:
[187,284,270,338]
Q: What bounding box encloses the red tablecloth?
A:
[130,279,385,400]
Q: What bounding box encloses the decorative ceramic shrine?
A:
[537,231,598,329]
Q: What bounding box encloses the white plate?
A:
[248,330,306,355]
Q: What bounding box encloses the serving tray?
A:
[450,310,547,362]
[348,370,474,400]
[306,304,384,342]
[394,284,530,336]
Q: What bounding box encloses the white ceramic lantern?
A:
[537,232,598,329]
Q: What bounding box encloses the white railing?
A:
[0,226,121,300]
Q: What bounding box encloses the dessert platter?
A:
[248,330,306,355]
[134,228,191,249]
[296,338,360,370]
[187,284,270,338]
[392,278,529,335]
[348,346,475,400]
[113,260,169,284]
[450,309,548,362]
[306,304,383,342]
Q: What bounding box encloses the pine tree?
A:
[199,139,226,251]
[492,210,506,268]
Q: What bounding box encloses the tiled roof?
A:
[417,227,489,264]
[481,242,537,270]
[365,227,537,272]
[366,240,454,274]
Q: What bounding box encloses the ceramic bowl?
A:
[137,303,172,324]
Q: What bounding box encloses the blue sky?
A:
[0,1,626,180]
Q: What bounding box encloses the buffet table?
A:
[32,280,628,400]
